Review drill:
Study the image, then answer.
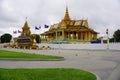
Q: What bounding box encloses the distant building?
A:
[41,6,99,44]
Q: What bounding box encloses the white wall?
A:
[0,43,120,50]
[38,43,120,50]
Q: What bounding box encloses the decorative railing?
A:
[37,43,120,50]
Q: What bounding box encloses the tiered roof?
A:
[42,6,98,34]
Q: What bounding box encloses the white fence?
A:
[0,43,120,50]
[38,43,120,50]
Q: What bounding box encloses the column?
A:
[90,32,92,40]
[87,31,89,40]
[74,32,76,39]
[93,34,97,40]
[62,30,64,40]
[79,32,81,40]
[95,34,97,40]
[72,32,74,40]
[70,32,71,40]
[88,32,92,40]
[68,32,70,40]
[55,31,57,40]
[53,33,55,39]
[77,32,79,40]
[50,34,51,40]
[88,32,90,40]
[81,32,83,40]
[43,34,45,39]
[86,31,88,40]
[85,31,87,40]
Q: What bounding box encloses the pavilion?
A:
[41,6,99,44]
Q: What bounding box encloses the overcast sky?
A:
[0,0,120,38]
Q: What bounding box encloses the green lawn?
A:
[0,68,96,80]
[0,50,63,60]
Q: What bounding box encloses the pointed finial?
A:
[26,17,27,21]
[66,4,68,13]
[65,0,68,6]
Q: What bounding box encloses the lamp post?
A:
[106,28,109,49]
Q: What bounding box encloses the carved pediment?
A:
[82,20,88,27]
[20,21,31,37]
[60,21,67,29]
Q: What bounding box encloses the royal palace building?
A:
[41,6,99,44]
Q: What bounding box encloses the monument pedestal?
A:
[16,20,38,49]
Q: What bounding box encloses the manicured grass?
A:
[0,68,96,80]
[0,50,63,60]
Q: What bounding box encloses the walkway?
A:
[0,48,120,80]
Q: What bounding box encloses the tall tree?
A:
[31,34,41,43]
[113,29,120,42]
[109,38,114,42]
[1,33,12,43]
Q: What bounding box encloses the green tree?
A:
[109,38,114,42]
[113,29,120,42]
[31,34,41,43]
[1,33,12,43]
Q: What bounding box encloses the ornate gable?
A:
[21,21,31,37]
[82,20,88,28]
[60,21,67,29]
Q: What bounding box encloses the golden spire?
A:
[63,5,71,21]
[21,17,31,37]
[26,17,27,20]
[23,17,30,30]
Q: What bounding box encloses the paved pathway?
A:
[0,48,120,80]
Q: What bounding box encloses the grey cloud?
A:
[0,0,120,38]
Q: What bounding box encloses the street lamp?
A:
[106,28,109,49]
